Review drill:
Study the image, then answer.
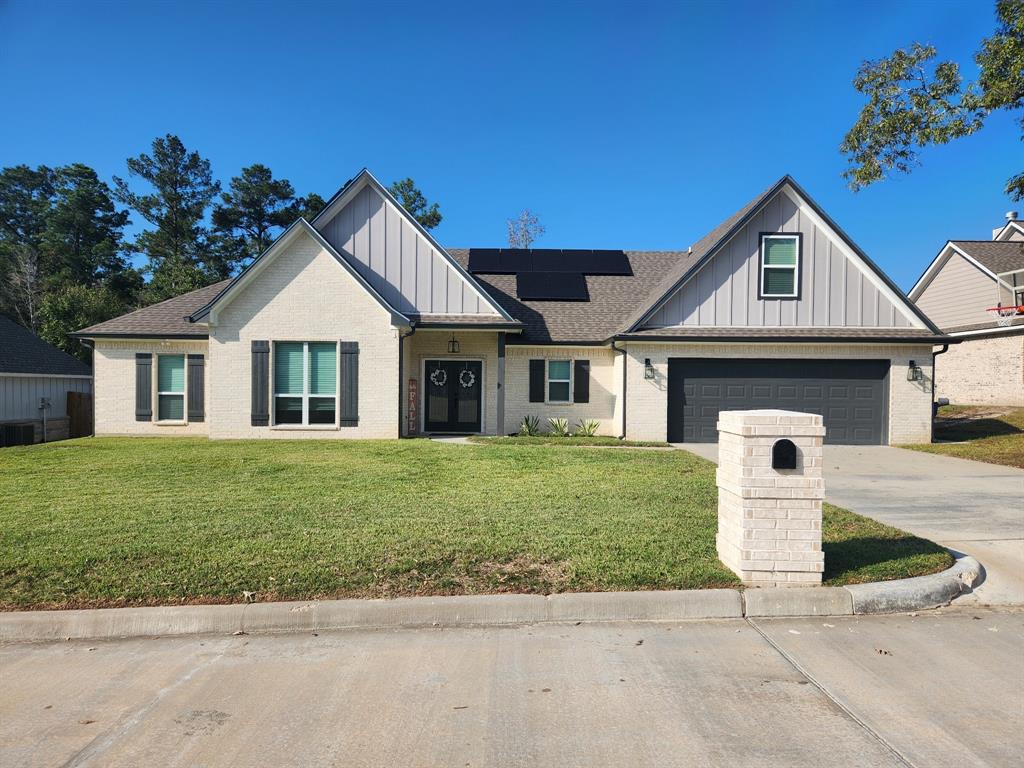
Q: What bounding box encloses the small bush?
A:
[519,415,541,436]
[548,417,570,437]
[575,419,600,437]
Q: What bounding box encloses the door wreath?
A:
[429,368,447,387]
[459,369,476,388]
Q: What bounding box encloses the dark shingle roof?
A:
[74,280,230,338]
[0,315,92,375]
[447,250,685,343]
[952,241,1024,275]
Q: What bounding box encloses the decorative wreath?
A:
[459,369,476,389]
[429,368,447,387]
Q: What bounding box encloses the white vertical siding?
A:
[645,190,915,329]
[0,376,92,421]
[318,184,491,316]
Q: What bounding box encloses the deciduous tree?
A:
[507,209,545,248]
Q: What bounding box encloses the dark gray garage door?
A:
[667,359,890,445]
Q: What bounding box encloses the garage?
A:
[666,359,890,444]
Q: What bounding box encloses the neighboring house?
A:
[0,315,93,443]
[73,170,947,445]
[909,215,1024,406]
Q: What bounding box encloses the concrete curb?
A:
[0,556,981,642]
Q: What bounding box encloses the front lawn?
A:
[0,438,951,610]
[903,406,1024,469]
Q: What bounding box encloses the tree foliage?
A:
[38,284,129,361]
[388,178,442,230]
[841,0,1024,199]
[212,164,299,270]
[507,209,545,248]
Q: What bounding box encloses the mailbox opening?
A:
[772,438,797,470]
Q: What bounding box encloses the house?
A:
[73,170,948,445]
[0,315,93,444]
[909,214,1024,407]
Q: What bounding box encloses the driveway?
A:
[681,443,1024,604]
[1,609,1020,768]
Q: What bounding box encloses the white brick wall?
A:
[935,332,1024,406]
[209,228,399,439]
[716,410,825,587]
[623,342,935,444]
[93,339,210,436]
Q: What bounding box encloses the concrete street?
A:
[1,608,1021,768]
[682,444,1024,605]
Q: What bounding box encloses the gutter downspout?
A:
[611,339,627,439]
[398,322,417,437]
[931,343,949,433]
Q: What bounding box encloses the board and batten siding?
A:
[317,184,489,316]
[0,375,92,421]
[914,251,1007,330]
[645,190,914,329]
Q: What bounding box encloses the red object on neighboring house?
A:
[408,379,418,434]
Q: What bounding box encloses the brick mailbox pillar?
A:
[715,410,826,587]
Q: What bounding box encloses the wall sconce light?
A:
[644,358,655,379]
[447,334,460,354]
[907,360,923,382]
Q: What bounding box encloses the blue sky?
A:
[0,0,1015,290]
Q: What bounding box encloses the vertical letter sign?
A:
[408,379,418,435]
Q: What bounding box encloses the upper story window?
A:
[157,354,185,421]
[547,360,571,402]
[274,342,337,425]
[760,234,800,298]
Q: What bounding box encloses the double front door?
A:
[424,360,482,433]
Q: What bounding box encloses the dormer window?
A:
[759,234,800,298]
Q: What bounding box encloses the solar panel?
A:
[468,248,631,276]
[516,272,589,301]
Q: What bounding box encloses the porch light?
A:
[447,334,460,354]
[907,360,923,382]
[644,358,655,380]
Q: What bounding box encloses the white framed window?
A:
[274,342,337,426]
[547,359,571,403]
[156,354,185,421]
[759,234,800,298]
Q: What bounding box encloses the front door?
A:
[424,360,483,433]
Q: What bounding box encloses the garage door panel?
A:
[667,359,888,445]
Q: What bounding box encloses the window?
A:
[760,234,800,298]
[157,354,185,421]
[274,342,337,425]
[547,360,571,402]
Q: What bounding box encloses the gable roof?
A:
[73,280,229,338]
[994,220,1024,241]
[1,315,92,375]
[187,218,410,326]
[447,250,682,343]
[311,169,515,322]
[622,175,939,334]
[951,240,1024,276]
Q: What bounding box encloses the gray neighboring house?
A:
[909,215,1024,406]
[0,315,92,443]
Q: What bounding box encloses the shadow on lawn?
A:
[823,535,951,582]
[935,417,1023,442]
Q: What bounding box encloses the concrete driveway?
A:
[681,443,1024,604]
[2,608,1020,768]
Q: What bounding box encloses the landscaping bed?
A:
[467,435,670,448]
[0,438,951,610]
[903,405,1024,469]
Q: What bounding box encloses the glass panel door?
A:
[424,360,482,433]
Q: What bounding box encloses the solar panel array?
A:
[468,248,631,301]
[515,272,589,302]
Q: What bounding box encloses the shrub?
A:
[519,415,541,436]
[575,419,600,437]
[548,417,570,437]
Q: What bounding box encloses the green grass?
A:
[903,406,1024,469]
[467,435,670,448]
[0,438,950,610]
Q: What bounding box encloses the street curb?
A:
[844,553,982,614]
[0,556,981,642]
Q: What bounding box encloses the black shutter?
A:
[340,341,359,426]
[573,359,590,404]
[187,354,205,422]
[251,341,270,426]
[529,359,545,403]
[135,353,152,421]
